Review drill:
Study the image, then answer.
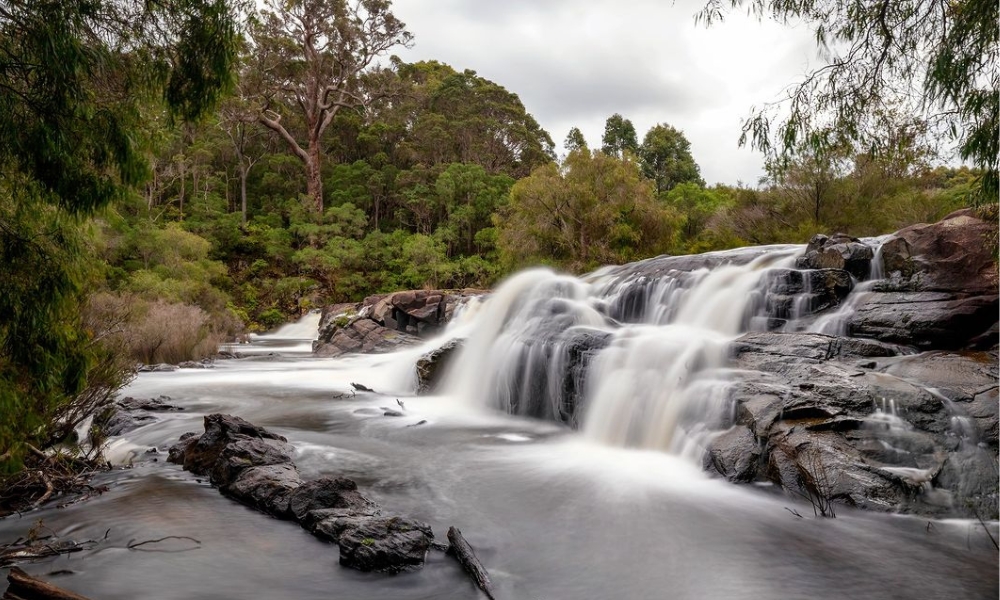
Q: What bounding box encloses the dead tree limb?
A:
[3,567,92,600]
[447,527,497,600]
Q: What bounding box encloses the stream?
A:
[1,315,998,599]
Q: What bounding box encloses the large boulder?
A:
[795,233,875,280]
[336,516,434,573]
[714,332,1000,518]
[168,416,438,574]
[843,209,999,349]
[313,289,485,358]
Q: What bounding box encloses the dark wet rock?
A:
[383,410,404,417]
[167,432,198,464]
[707,426,760,483]
[138,363,179,372]
[118,395,184,412]
[847,292,998,349]
[101,411,157,437]
[765,427,915,513]
[287,477,381,522]
[210,437,294,488]
[883,208,998,296]
[933,449,1000,519]
[795,234,874,280]
[313,316,420,358]
[178,360,214,369]
[755,269,853,324]
[314,289,485,358]
[723,331,998,518]
[177,414,288,476]
[336,516,434,573]
[170,416,438,574]
[224,463,302,517]
[416,338,462,393]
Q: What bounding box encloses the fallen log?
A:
[3,567,91,600]
[447,527,497,600]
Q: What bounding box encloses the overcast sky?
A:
[390,0,820,186]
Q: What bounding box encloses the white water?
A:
[439,247,802,453]
[267,310,322,339]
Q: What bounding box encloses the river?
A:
[1,265,998,599]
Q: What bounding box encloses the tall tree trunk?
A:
[240,162,248,226]
[307,139,323,213]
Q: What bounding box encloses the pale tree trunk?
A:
[239,162,248,225]
[307,138,324,213]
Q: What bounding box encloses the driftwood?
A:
[3,567,92,600]
[447,527,497,600]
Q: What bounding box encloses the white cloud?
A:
[390,0,819,185]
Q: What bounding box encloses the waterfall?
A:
[265,311,323,340]
[441,246,802,452]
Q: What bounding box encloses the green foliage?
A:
[601,114,639,159]
[0,0,237,470]
[701,0,998,202]
[564,127,588,154]
[640,124,705,194]
[496,150,673,272]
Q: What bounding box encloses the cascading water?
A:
[440,247,802,453]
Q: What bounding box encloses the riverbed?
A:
[1,332,997,599]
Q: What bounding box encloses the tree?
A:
[251,0,412,212]
[700,0,998,202]
[639,124,705,193]
[219,76,273,225]
[564,127,588,154]
[601,114,639,158]
[0,0,238,470]
[496,150,672,271]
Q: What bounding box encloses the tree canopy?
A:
[700,0,998,202]
[639,124,704,193]
[0,0,239,470]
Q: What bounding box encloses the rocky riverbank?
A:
[408,209,998,519]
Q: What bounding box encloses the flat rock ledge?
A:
[314,289,485,358]
[168,414,434,574]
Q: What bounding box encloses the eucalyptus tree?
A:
[601,114,639,159]
[0,0,238,470]
[701,0,998,202]
[250,0,412,212]
[639,124,704,194]
[564,127,588,154]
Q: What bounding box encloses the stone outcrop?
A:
[846,208,999,349]
[313,289,485,358]
[795,233,875,280]
[707,332,999,518]
[168,414,435,573]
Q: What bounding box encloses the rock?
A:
[98,411,157,437]
[415,338,462,393]
[178,360,214,369]
[224,463,303,517]
[722,330,997,518]
[313,316,420,358]
[118,395,184,412]
[178,414,288,476]
[336,516,434,573]
[138,363,179,372]
[848,291,998,349]
[885,208,999,296]
[313,289,486,357]
[167,432,198,464]
[287,477,380,522]
[796,234,875,280]
[210,437,295,488]
[707,426,760,482]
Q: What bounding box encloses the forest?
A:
[0,0,994,475]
